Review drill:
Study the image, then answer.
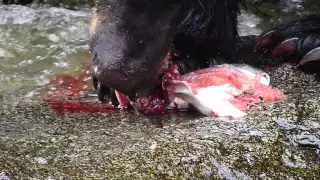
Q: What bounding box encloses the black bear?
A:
[89,0,320,102]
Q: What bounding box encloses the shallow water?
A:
[0,5,91,104]
[0,1,319,179]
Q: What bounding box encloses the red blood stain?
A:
[43,70,122,115]
[46,100,123,114]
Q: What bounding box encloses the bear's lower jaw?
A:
[110,88,168,115]
[108,53,179,115]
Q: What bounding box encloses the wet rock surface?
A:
[0,67,319,179]
[0,1,320,180]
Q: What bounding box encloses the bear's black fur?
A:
[88,0,320,100]
[89,0,248,98]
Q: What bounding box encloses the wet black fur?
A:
[171,0,245,73]
[271,14,320,39]
[89,0,248,96]
[89,0,320,96]
[254,14,320,75]
[257,14,320,55]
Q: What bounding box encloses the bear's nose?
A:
[92,64,158,99]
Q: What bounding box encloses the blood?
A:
[43,70,122,115]
[43,71,92,100]
[46,100,123,114]
[134,89,168,115]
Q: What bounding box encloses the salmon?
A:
[162,64,286,118]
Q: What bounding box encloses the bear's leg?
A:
[254,14,320,73]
